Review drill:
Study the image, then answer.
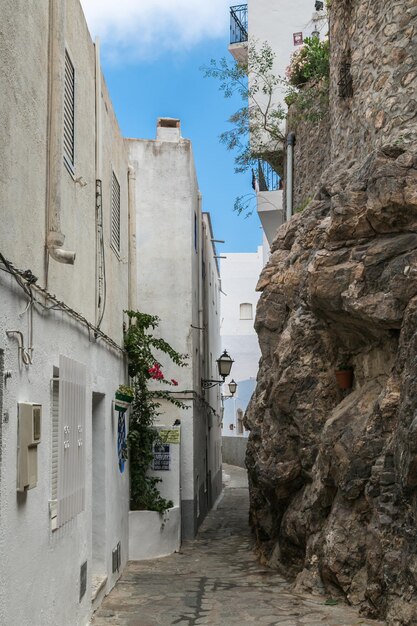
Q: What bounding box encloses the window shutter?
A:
[111,171,121,253]
[57,355,86,528]
[64,50,75,169]
[51,379,59,501]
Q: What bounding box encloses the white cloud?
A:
[80,0,231,61]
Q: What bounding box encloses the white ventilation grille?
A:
[64,50,75,170]
[51,379,59,501]
[57,355,86,528]
[111,171,121,253]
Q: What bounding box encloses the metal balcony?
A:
[230,5,248,44]
[254,160,284,247]
[257,160,280,192]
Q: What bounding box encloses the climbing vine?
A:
[124,310,188,513]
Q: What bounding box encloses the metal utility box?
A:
[17,402,42,491]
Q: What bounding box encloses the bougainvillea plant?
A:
[286,36,330,88]
[124,310,188,513]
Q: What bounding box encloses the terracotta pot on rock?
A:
[335,369,353,389]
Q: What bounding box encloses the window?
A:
[240,303,253,320]
[64,50,75,170]
[111,171,121,253]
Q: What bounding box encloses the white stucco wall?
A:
[220,247,263,437]
[0,277,129,626]
[0,1,131,624]
[199,214,222,519]
[249,0,317,104]
[1,0,130,344]
[128,131,222,539]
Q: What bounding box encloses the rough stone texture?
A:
[246,4,417,623]
[330,0,417,163]
[287,103,331,214]
[246,143,417,625]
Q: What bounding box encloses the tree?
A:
[202,37,330,217]
[201,40,286,177]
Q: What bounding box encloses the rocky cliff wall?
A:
[287,107,331,214]
[246,1,417,624]
[330,0,417,163]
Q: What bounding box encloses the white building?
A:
[0,1,133,624]
[0,2,224,625]
[128,120,223,539]
[228,1,320,248]
[220,247,263,436]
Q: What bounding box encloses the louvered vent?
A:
[111,172,121,253]
[56,355,87,528]
[64,50,75,169]
[51,378,59,502]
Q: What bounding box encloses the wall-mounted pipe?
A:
[46,0,75,265]
[286,131,296,221]
[127,166,137,311]
[6,331,33,366]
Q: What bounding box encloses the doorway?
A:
[92,392,106,596]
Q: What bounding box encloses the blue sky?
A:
[80,0,262,253]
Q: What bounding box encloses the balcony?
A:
[255,160,285,247]
[228,4,248,64]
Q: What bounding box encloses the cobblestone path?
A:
[91,465,385,626]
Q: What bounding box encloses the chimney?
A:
[156,118,181,142]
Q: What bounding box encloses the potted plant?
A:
[114,384,134,412]
[335,364,354,390]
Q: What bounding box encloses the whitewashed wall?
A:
[0,0,131,624]
[249,0,317,106]
[0,278,129,626]
[220,247,263,436]
[128,129,222,539]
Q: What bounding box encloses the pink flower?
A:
[148,363,164,380]
[171,379,178,386]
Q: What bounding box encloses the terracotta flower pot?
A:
[335,369,353,390]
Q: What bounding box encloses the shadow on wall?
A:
[222,436,247,468]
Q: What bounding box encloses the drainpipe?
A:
[286,132,296,221]
[46,0,76,265]
[128,166,137,311]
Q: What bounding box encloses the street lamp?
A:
[228,379,237,396]
[201,350,234,390]
[221,380,238,401]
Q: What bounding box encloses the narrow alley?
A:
[91,466,384,626]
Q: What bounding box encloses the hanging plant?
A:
[114,384,134,412]
[124,310,188,514]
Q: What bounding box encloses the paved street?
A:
[91,465,384,626]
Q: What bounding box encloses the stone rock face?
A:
[330,0,417,163]
[246,146,417,624]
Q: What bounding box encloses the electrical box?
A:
[17,402,42,491]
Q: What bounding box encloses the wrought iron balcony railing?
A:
[257,160,280,192]
[230,4,248,44]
